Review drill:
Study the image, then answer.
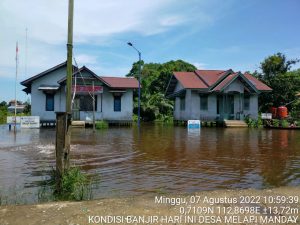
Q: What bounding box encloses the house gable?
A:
[212,72,259,93]
[165,72,209,98]
[21,61,78,94]
[58,66,105,87]
[165,75,178,96]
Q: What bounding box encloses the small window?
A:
[200,95,208,110]
[244,95,250,110]
[45,93,54,111]
[114,96,121,112]
[180,97,185,111]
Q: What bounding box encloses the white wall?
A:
[173,90,258,121]
[102,86,133,120]
[31,66,67,121]
[224,79,244,93]
[173,81,185,120]
[174,90,218,121]
[244,95,258,119]
[174,97,180,120]
[200,94,217,120]
[30,66,134,121]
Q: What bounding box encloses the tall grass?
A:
[56,167,93,201]
[38,166,94,202]
[95,120,109,129]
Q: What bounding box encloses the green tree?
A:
[0,101,7,108]
[257,53,300,113]
[260,52,299,80]
[127,60,196,121]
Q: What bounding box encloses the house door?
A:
[72,98,80,120]
[217,94,234,120]
[226,95,235,119]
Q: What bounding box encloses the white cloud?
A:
[75,54,97,66]
[192,62,208,70]
[0,0,196,45]
[0,0,222,81]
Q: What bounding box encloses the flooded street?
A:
[0,124,300,204]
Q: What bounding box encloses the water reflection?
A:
[0,124,299,204]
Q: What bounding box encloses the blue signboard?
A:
[188,120,201,129]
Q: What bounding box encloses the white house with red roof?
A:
[21,62,138,123]
[166,69,272,121]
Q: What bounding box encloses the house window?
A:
[114,96,121,112]
[45,93,54,111]
[244,95,250,110]
[78,95,97,111]
[200,95,208,110]
[180,97,185,111]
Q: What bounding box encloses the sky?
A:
[0,0,299,102]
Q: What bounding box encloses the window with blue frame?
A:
[114,96,121,112]
[200,94,208,110]
[45,93,54,111]
[244,95,250,110]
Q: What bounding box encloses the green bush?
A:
[256,116,263,128]
[244,115,264,128]
[132,114,138,122]
[156,115,174,125]
[95,120,109,129]
[272,119,280,127]
[245,116,256,128]
[281,120,289,128]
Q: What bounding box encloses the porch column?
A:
[185,89,192,120]
[222,94,225,120]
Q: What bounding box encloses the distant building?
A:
[165,69,272,121]
[21,62,139,122]
[7,100,26,113]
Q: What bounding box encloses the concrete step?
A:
[71,120,85,128]
[224,120,247,128]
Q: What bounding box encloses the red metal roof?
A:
[100,76,139,89]
[167,70,272,95]
[195,70,227,86]
[244,73,272,91]
[173,72,208,89]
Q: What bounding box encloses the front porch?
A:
[216,92,249,121]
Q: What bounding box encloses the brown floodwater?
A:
[0,124,299,204]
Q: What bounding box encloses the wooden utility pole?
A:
[66,0,74,114]
[55,0,74,190]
